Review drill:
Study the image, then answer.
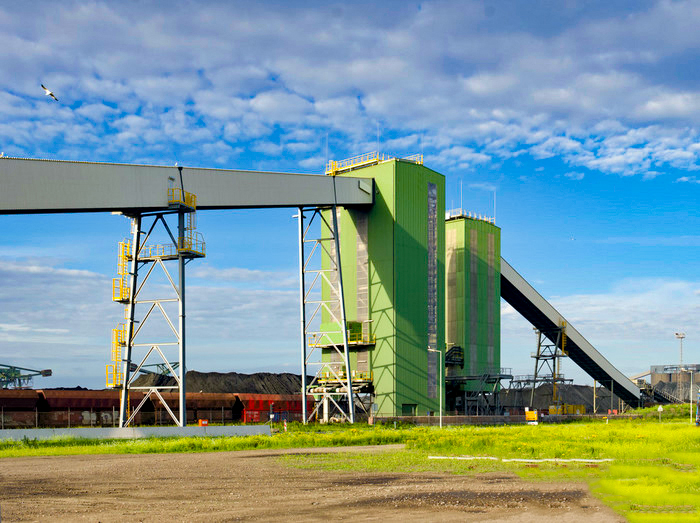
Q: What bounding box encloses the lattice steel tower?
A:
[529,321,571,407]
[106,168,205,427]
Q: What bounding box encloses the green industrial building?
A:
[318,155,501,418]
[444,214,501,412]
[321,158,444,417]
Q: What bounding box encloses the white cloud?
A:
[468,182,498,192]
[5,2,700,175]
[564,171,585,180]
[461,72,517,95]
[191,265,296,288]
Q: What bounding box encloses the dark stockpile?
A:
[132,370,308,394]
[501,383,626,412]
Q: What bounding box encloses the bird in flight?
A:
[41,84,58,101]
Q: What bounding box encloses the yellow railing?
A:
[319,370,373,383]
[308,331,376,347]
[326,151,424,175]
[112,277,129,302]
[138,243,178,258]
[561,321,568,354]
[167,187,197,210]
[117,240,130,275]
[105,363,123,388]
[130,238,206,259]
[112,325,125,361]
[326,151,385,175]
[178,231,206,257]
[402,153,423,165]
[107,323,126,388]
[348,332,376,345]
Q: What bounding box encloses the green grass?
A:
[281,419,700,522]
[0,425,410,458]
[2,417,700,521]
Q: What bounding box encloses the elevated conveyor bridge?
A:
[500,258,641,407]
[0,157,374,213]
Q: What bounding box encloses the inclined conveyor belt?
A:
[501,258,641,406]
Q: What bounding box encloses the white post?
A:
[690,370,694,425]
[440,349,443,428]
[178,210,186,427]
[297,208,308,424]
[428,347,443,428]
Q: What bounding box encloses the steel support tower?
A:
[298,205,355,423]
[109,173,205,427]
[529,323,571,407]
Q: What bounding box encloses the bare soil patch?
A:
[0,445,623,522]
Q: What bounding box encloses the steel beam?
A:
[0,158,374,214]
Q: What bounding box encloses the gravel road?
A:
[0,445,624,522]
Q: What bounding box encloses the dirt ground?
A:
[0,445,624,522]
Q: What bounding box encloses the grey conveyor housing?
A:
[0,158,374,214]
[500,258,641,406]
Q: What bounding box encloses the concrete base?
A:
[0,424,271,441]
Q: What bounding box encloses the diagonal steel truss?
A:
[298,206,355,424]
[118,210,192,427]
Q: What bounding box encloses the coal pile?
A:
[501,383,625,412]
[132,370,308,394]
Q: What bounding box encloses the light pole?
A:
[428,347,443,428]
[676,332,686,369]
[676,332,686,399]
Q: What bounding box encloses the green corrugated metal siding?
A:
[320,159,445,416]
[445,217,500,393]
[393,161,445,416]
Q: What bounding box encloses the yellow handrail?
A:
[319,370,373,382]
[112,277,129,302]
[138,243,178,259]
[105,363,123,388]
[402,153,423,164]
[178,231,206,256]
[348,332,376,345]
[308,331,376,347]
[117,241,130,275]
[167,187,197,209]
[325,151,424,175]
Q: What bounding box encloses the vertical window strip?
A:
[427,182,438,399]
[355,211,369,327]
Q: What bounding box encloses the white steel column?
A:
[298,207,308,423]
[298,207,355,424]
[331,204,355,423]
[178,210,186,426]
[119,214,141,427]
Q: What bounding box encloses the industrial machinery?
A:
[0,364,51,389]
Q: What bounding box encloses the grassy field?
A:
[2,414,700,521]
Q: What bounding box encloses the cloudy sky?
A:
[3,0,700,388]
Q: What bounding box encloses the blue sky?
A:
[3,0,700,388]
